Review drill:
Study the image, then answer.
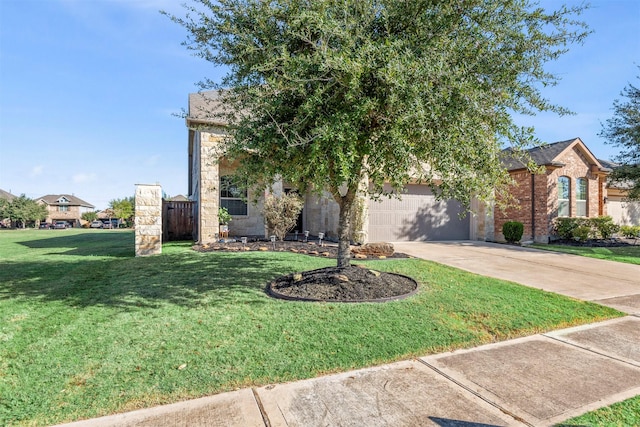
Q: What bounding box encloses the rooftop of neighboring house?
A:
[501,137,611,173]
[0,188,16,201]
[37,194,95,208]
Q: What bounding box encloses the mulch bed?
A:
[192,240,411,260]
[550,237,639,247]
[267,265,418,303]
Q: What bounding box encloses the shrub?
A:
[553,217,581,240]
[218,207,232,225]
[620,225,640,238]
[502,221,524,243]
[572,225,592,242]
[263,193,304,241]
[591,216,619,239]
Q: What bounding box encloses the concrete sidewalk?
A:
[57,241,640,427]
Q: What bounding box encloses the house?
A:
[37,194,95,227]
[186,91,476,244]
[598,159,640,226]
[186,92,626,244]
[495,138,611,243]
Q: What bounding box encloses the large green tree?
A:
[169,0,589,267]
[109,197,135,224]
[600,73,640,200]
[0,195,47,228]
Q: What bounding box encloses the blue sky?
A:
[0,0,638,210]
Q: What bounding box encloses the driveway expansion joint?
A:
[542,333,640,369]
[251,388,271,427]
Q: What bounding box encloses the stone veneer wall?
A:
[135,184,162,256]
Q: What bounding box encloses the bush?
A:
[263,193,304,241]
[553,217,581,240]
[218,207,232,225]
[620,225,640,238]
[502,221,524,243]
[552,216,621,241]
[572,225,592,242]
[591,216,619,239]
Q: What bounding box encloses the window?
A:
[220,175,247,215]
[558,176,570,217]
[576,178,587,217]
[58,205,69,212]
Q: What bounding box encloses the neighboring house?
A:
[599,159,640,226]
[186,92,624,244]
[37,194,95,227]
[495,138,611,243]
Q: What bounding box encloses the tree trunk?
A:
[335,188,356,269]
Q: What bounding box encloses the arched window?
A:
[576,178,587,217]
[558,176,570,217]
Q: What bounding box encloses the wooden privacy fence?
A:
[162,200,195,242]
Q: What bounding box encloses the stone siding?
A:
[135,184,162,256]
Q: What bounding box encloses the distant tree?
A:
[109,197,134,224]
[0,195,47,228]
[600,72,640,200]
[82,211,98,222]
[169,0,590,267]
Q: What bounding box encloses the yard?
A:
[0,229,623,426]
[531,243,640,265]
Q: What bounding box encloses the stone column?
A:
[135,184,162,256]
[198,133,222,244]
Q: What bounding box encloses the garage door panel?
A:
[368,185,469,242]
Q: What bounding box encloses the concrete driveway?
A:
[393,241,640,314]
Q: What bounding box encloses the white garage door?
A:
[368,184,469,242]
[608,196,640,225]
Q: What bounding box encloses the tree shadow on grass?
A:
[0,250,311,310]
[17,231,134,257]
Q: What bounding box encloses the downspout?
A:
[531,173,535,242]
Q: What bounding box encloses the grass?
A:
[0,229,623,426]
[531,243,640,265]
[558,395,640,426]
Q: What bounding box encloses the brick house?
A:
[37,194,95,227]
[495,138,611,243]
[186,92,627,244]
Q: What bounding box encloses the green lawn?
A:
[0,229,623,426]
[531,243,640,265]
[558,395,640,426]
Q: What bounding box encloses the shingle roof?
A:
[37,194,94,208]
[0,189,16,201]
[188,90,229,126]
[501,138,578,170]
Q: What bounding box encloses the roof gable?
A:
[37,194,95,208]
[502,138,609,172]
[0,189,16,201]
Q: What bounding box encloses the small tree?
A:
[263,193,303,241]
[109,197,135,225]
[600,72,640,200]
[82,211,98,222]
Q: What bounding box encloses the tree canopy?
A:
[169,0,589,267]
[0,195,48,228]
[109,197,134,222]
[600,72,640,200]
